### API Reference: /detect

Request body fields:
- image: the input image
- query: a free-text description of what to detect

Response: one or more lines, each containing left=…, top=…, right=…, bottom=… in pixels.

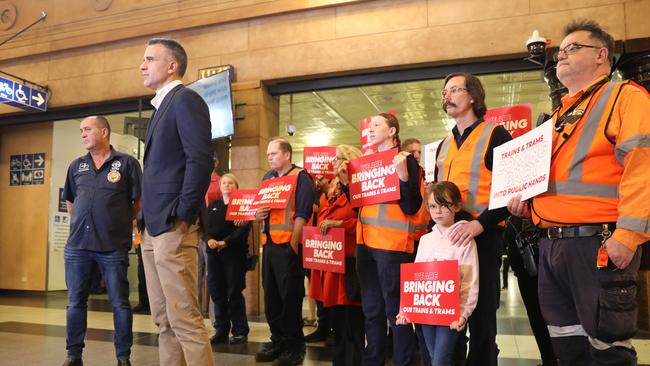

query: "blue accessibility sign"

left=0, top=76, right=48, bottom=112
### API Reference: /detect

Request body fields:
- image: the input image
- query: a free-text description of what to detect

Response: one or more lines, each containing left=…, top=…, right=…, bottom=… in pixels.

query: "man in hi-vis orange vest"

left=254, top=138, right=314, bottom=366
left=435, top=73, right=512, bottom=366
left=509, top=20, right=650, bottom=365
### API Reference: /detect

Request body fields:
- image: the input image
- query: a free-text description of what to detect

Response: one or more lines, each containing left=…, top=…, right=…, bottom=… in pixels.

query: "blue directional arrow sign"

left=0, top=76, right=48, bottom=112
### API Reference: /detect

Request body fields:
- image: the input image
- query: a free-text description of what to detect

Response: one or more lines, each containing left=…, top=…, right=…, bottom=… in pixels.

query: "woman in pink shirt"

left=397, top=181, right=479, bottom=366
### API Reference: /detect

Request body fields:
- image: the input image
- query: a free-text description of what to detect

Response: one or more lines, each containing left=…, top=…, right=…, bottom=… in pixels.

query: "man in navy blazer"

left=139, top=37, right=214, bottom=366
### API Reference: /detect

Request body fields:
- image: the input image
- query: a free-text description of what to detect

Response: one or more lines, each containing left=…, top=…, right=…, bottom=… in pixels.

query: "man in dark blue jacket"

left=139, top=37, right=214, bottom=366
left=62, top=116, right=141, bottom=366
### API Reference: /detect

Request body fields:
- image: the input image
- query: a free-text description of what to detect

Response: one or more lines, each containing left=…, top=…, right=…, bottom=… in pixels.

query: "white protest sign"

left=489, top=120, right=552, bottom=209
left=424, top=140, right=442, bottom=183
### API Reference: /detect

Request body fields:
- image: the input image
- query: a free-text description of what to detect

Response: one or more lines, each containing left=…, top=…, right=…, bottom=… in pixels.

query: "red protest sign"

left=252, top=175, right=298, bottom=209
left=400, top=261, right=460, bottom=326
left=359, top=116, right=373, bottom=154
left=484, top=104, right=533, bottom=138
left=225, top=189, right=258, bottom=221
left=302, top=226, right=345, bottom=273
left=303, top=146, right=337, bottom=179
left=348, top=148, right=400, bottom=208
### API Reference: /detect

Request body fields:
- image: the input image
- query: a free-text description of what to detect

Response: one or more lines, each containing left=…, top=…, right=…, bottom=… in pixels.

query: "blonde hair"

left=221, top=173, right=240, bottom=189
left=331, top=144, right=362, bottom=188
left=337, top=144, right=363, bottom=161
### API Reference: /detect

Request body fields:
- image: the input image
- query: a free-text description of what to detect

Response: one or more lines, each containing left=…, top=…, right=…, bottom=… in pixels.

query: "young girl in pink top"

left=397, top=181, right=479, bottom=366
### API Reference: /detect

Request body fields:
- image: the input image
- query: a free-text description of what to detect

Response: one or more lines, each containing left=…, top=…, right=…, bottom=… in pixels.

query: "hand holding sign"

left=255, top=207, right=271, bottom=221
left=319, top=219, right=342, bottom=235
left=506, top=194, right=531, bottom=218
left=392, top=153, right=409, bottom=182
left=450, top=316, right=468, bottom=331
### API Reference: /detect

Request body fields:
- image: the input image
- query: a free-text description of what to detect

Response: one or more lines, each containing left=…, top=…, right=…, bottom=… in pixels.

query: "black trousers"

left=455, top=228, right=503, bottom=366
left=262, top=242, right=305, bottom=350
left=135, top=246, right=149, bottom=306
left=538, top=236, right=641, bottom=366
left=206, top=248, right=249, bottom=337
left=506, top=231, right=557, bottom=366
left=330, top=305, right=365, bottom=366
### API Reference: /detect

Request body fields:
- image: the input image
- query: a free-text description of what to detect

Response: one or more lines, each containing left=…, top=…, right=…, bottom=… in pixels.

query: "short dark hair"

left=563, top=19, right=615, bottom=66
left=88, top=115, right=111, bottom=137
left=269, top=137, right=293, bottom=160
left=443, top=73, right=487, bottom=118
left=147, top=38, right=188, bottom=77
left=401, top=138, right=421, bottom=149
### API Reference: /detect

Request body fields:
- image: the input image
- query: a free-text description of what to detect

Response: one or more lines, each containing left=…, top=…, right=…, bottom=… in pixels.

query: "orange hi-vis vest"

left=436, top=121, right=497, bottom=218
left=531, top=80, right=636, bottom=227
left=357, top=155, right=430, bottom=254
left=261, top=167, right=306, bottom=246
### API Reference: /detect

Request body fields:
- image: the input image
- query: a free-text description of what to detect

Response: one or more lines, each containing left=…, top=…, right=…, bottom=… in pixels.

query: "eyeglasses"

left=553, top=43, right=602, bottom=62
left=440, top=86, right=467, bottom=98
left=333, top=156, right=347, bottom=162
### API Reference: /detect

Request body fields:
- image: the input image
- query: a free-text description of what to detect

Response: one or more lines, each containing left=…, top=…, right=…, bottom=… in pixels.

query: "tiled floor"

left=1, top=272, right=648, bottom=365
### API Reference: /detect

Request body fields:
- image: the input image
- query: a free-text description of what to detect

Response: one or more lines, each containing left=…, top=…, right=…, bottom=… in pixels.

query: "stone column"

left=230, top=80, right=279, bottom=316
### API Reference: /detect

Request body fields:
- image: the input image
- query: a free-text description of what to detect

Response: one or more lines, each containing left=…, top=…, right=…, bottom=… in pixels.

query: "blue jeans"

left=421, top=325, right=460, bottom=366
left=64, top=247, right=132, bottom=360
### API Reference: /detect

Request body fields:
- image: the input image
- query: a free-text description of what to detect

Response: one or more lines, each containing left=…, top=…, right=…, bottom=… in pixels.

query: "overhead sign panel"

left=0, top=76, right=48, bottom=112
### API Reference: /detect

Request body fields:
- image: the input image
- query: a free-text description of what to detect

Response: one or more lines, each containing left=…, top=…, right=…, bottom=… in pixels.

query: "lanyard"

left=553, top=77, right=609, bottom=133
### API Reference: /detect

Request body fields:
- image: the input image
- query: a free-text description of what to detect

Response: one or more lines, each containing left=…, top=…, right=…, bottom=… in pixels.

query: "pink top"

left=414, top=221, right=479, bottom=320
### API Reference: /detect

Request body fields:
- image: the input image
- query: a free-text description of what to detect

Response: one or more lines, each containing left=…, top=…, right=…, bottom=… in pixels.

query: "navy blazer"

left=142, top=84, right=213, bottom=236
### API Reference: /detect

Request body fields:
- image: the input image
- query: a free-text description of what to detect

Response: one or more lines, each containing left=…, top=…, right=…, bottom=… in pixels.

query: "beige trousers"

left=142, top=222, right=213, bottom=366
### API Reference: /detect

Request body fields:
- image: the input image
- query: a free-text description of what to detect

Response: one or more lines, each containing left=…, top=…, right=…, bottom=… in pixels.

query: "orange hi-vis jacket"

left=357, top=154, right=429, bottom=254
left=436, top=121, right=498, bottom=218
left=531, top=77, right=650, bottom=250
left=261, top=168, right=306, bottom=246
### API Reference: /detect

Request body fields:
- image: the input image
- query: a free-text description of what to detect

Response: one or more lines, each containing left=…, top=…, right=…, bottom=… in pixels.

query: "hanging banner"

left=252, top=175, right=298, bottom=209
left=303, top=146, right=337, bottom=179
left=225, top=189, right=258, bottom=221
left=400, top=260, right=459, bottom=326
left=348, top=148, right=400, bottom=208
left=484, top=104, right=533, bottom=138
left=423, top=140, right=442, bottom=183
left=302, top=226, right=345, bottom=273
left=489, top=120, right=552, bottom=209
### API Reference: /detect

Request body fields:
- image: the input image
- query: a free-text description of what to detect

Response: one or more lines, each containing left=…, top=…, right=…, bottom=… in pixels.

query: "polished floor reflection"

left=1, top=271, right=649, bottom=365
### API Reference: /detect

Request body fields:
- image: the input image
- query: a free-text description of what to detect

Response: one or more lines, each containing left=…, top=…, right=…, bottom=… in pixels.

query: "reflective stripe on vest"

left=436, top=138, right=450, bottom=181
left=262, top=167, right=305, bottom=245
left=359, top=204, right=422, bottom=233
left=436, top=123, right=494, bottom=215
left=547, top=82, right=619, bottom=199
left=268, top=194, right=294, bottom=232
left=618, top=215, right=650, bottom=235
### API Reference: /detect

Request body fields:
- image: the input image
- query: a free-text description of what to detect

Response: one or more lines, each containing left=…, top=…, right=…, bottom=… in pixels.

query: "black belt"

left=542, top=223, right=615, bottom=240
